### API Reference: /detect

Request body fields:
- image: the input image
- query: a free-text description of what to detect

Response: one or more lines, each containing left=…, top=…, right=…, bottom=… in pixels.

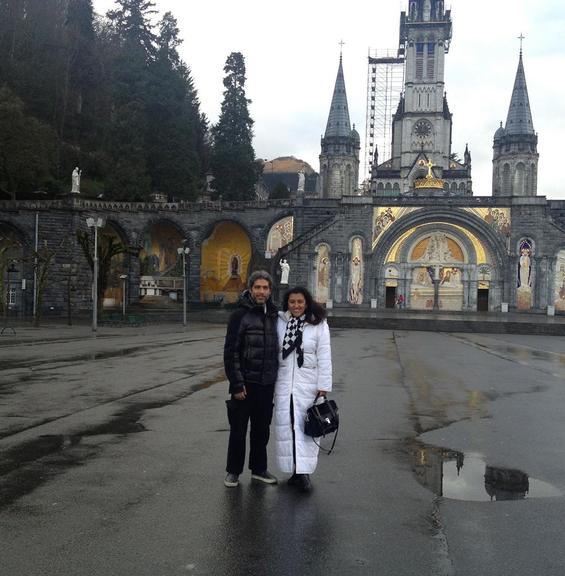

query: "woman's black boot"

left=299, top=474, right=312, bottom=492
left=287, top=473, right=300, bottom=486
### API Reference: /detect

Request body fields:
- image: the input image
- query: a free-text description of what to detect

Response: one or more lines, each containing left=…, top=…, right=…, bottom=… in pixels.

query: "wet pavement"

left=1, top=324, right=565, bottom=575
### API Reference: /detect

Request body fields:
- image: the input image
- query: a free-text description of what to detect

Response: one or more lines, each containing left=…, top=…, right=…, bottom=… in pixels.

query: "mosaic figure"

left=553, top=251, right=565, bottom=312
left=517, top=239, right=533, bottom=310
left=348, top=238, right=364, bottom=304
left=315, top=244, right=331, bottom=304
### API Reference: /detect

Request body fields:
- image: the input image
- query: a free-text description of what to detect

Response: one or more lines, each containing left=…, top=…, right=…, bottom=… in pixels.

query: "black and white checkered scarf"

left=282, top=314, right=306, bottom=367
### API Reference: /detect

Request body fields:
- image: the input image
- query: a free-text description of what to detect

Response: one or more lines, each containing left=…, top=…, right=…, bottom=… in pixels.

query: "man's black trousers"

left=226, top=384, right=274, bottom=475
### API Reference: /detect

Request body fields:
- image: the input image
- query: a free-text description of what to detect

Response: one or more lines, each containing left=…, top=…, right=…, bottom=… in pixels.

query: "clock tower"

left=371, top=0, right=472, bottom=196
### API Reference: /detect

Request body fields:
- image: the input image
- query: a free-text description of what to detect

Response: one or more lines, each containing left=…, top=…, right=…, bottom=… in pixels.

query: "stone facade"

left=0, top=198, right=293, bottom=316
left=2, top=2, right=565, bottom=318
left=2, top=195, right=565, bottom=316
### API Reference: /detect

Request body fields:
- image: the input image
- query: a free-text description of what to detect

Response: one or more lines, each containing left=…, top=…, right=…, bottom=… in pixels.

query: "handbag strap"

left=312, top=426, right=338, bottom=455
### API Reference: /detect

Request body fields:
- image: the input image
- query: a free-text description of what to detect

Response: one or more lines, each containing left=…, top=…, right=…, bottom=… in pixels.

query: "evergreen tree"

left=106, top=0, right=157, bottom=56
left=144, top=12, right=204, bottom=200
left=104, top=0, right=157, bottom=200
left=211, top=52, right=259, bottom=201
left=0, top=0, right=207, bottom=201
left=59, top=1, right=99, bottom=144
left=0, top=87, right=57, bottom=199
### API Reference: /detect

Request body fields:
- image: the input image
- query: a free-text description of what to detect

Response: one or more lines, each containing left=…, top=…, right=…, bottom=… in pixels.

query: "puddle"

left=408, top=441, right=561, bottom=501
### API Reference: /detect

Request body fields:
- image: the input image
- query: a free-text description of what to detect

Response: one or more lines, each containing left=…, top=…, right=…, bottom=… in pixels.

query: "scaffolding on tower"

left=364, top=49, right=405, bottom=184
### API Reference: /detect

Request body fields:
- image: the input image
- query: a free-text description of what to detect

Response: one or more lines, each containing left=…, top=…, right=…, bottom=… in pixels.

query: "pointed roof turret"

left=505, top=50, right=535, bottom=135
left=324, top=55, right=352, bottom=138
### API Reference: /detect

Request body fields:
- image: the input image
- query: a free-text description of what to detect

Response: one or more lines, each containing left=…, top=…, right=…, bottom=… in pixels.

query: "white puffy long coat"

left=274, top=312, right=332, bottom=474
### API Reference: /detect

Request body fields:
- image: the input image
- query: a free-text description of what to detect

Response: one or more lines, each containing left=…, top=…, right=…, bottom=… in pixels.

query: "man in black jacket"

left=224, top=270, right=279, bottom=487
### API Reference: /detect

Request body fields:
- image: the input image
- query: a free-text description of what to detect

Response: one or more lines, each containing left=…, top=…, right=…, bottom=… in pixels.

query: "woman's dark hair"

left=282, top=286, right=326, bottom=325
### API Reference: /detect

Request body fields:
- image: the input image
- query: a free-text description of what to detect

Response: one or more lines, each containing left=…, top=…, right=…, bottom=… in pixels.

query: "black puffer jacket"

left=224, top=290, right=279, bottom=394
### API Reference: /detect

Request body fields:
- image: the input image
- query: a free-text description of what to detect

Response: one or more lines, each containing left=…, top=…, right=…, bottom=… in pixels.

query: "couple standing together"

left=223, top=270, right=332, bottom=492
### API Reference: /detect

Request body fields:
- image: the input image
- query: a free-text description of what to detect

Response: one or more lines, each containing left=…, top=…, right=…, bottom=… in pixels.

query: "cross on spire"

left=518, top=33, right=525, bottom=54
left=339, top=39, right=345, bottom=60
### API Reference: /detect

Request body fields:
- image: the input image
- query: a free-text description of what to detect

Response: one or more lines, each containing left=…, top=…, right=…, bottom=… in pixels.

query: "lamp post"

left=177, top=246, right=190, bottom=327
left=86, top=217, right=105, bottom=332
left=119, top=274, right=128, bottom=317
left=1, top=261, right=17, bottom=335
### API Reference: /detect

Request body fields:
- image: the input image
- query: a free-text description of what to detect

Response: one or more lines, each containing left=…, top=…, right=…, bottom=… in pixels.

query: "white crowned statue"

left=297, top=170, right=305, bottom=193
left=280, top=259, right=290, bottom=285
left=71, top=167, right=81, bottom=194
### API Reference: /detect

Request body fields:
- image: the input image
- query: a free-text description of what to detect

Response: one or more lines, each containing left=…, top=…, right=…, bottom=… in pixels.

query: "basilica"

left=1, top=0, right=565, bottom=318
left=281, top=0, right=565, bottom=314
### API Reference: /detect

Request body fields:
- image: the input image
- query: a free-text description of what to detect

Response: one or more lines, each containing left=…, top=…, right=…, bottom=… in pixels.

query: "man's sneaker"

left=224, top=473, right=239, bottom=487
left=251, top=470, right=278, bottom=484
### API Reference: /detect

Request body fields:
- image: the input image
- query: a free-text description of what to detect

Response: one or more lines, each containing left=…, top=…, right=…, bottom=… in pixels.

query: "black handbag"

left=304, top=398, right=339, bottom=454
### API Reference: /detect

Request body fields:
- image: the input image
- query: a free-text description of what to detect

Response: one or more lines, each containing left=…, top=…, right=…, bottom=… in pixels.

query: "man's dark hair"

left=248, top=270, right=274, bottom=290
left=282, top=286, right=326, bottom=325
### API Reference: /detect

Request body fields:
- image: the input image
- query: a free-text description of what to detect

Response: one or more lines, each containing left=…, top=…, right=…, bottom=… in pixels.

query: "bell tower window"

left=427, top=43, right=435, bottom=79
left=416, top=43, right=424, bottom=80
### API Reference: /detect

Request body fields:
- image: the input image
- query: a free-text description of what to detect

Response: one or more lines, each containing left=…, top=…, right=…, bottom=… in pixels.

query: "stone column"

left=401, top=263, right=410, bottom=309
left=432, top=265, right=440, bottom=310
left=467, top=265, right=478, bottom=311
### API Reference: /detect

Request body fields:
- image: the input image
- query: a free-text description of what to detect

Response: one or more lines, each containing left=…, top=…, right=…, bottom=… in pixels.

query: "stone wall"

left=2, top=193, right=565, bottom=316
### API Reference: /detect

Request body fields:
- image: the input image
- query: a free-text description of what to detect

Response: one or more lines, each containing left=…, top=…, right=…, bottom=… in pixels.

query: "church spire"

left=492, top=43, right=538, bottom=197
left=318, top=51, right=360, bottom=198
left=324, top=55, right=352, bottom=138
left=504, top=47, right=535, bottom=135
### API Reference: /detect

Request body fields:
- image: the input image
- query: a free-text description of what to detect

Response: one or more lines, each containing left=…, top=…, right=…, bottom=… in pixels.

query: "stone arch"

left=514, top=162, right=525, bottom=195
left=375, top=209, right=505, bottom=269
left=200, top=221, right=252, bottom=303
left=329, top=163, right=342, bottom=197
left=400, top=226, right=474, bottom=264
left=0, top=220, right=31, bottom=250
left=502, top=163, right=511, bottom=195
left=403, top=227, right=468, bottom=311
left=0, top=221, right=28, bottom=315
left=266, top=214, right=294, bottom=254
left=139, top=219, right=186, bottom=277
left=377, top=182, right=385, bottom=192
left=199, top=216, right=253, bottom=248
left=370, top=208, right=507, bottom=311
left=103, top=218, right=131, bottom=246
left=97, top=220, right=135, bottom=308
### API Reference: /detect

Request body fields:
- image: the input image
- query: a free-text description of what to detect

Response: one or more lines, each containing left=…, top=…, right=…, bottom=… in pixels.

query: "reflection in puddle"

left=410, top=442, right=561, bottom=501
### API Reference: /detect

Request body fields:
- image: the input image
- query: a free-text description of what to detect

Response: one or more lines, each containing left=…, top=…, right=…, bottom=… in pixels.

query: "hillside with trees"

left=0, top=0, right=257, bottom=201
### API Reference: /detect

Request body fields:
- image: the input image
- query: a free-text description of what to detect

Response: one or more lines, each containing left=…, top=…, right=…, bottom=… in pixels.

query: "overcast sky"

left=93, top=0, right=565, bottom=199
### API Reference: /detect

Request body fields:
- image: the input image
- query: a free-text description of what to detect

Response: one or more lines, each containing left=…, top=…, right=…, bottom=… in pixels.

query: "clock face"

left=414, top=120, right=432, bottom=139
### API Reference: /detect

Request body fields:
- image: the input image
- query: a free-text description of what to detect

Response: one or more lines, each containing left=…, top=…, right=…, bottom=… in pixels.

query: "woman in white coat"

left=274, top=286, right=332, bottom=492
